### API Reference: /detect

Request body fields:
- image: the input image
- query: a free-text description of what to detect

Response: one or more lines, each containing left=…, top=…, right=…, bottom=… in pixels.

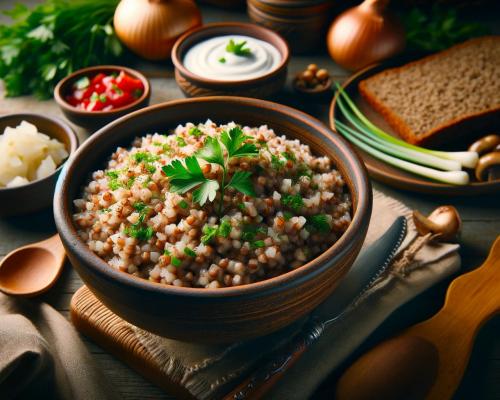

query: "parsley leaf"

left=220, top=127, right=258, bottom=158
left=176, top=136, right=187, bottom=147
left=218, top=219, right=232, bottom=238
left=226, top=39, right=252, bottom=56
left=196, top=136, right=224, bottom=166
left=192, top=179, right=219, bottom=206
left=162, top=156, right=207, bottom=193
left=227, top=171, right=256, bottom=197
left=184, top=247, right=196, bottom=257
left=271, top=154, right=285, bottom=170
left=201, top=225, right=218, bottom=244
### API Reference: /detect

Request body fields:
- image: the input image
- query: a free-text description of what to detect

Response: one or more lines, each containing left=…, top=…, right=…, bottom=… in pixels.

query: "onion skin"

left=114, top=0, right=202, bottom=61
left=326, top=0, right=405, bottom=71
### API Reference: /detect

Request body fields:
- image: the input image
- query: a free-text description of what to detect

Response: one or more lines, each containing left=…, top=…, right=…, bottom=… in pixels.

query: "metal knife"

left=224, top=216, right=408, bottom=400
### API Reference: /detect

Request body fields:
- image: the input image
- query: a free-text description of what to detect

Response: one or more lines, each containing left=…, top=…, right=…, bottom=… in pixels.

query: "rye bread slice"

left=358, top=36, right=500, bottom=147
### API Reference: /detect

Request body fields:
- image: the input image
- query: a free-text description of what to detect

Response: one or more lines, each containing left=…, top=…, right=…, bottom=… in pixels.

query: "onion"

left=113, top=0, right=202, bottom=61
left=326, top=0, right=405, bottom=71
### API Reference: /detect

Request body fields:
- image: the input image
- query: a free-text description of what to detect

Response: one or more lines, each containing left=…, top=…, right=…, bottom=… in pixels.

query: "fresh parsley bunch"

left=402, top=5, right=490, bottom=52
left=162, top=127, right=258, bottom=215
left=0, top=0, right=124, bottom=99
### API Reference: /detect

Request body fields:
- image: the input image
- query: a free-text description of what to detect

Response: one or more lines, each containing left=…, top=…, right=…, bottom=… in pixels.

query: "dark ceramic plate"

left=329, top=60, right=500, bottom=196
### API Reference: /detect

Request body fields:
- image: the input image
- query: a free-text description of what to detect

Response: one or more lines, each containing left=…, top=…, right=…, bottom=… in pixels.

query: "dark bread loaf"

left=358, top=36, right=500, bottom=146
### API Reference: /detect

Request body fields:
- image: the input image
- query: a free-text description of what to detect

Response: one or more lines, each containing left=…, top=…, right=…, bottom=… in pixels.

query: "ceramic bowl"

left=0, top=113, right=78, bottom=217
left=54, top=97, right=372, bottom=343
left=54, top=65, right=151, bottom=130
left=247, top=0, right=334, bottom=54
left=293, top=76, right=333, bottom=101
left=171, top=22, right=290, bottom=99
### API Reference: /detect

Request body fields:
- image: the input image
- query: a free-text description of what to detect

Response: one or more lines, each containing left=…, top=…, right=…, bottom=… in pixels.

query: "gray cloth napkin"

left=0, top=294, right=118, bottom=400
left=131, top=190, right=461, bottom=399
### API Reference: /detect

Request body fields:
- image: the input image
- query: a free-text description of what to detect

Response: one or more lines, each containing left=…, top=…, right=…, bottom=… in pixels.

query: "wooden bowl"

left=247, top=0, right=334, bottom=54
left=53, top=97, right=371, bottom=343
left=54, top=65, right=151, bottom=130
left=171, top=22, right=290, bottom=98
left=293, top=76, right=333, bottom=101
left=0, top=113, right=78, bottom=217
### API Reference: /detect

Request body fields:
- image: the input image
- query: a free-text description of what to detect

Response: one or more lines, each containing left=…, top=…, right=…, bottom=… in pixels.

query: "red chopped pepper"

left=65, top=70, right=144, bottom=112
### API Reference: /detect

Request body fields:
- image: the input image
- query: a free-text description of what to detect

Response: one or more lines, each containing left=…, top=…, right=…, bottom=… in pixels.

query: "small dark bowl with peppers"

left=54, top=65, right=150, bottom=130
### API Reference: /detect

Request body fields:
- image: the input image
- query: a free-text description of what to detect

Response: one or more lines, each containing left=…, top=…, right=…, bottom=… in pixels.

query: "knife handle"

left=223, top=333, right=310, bottom=400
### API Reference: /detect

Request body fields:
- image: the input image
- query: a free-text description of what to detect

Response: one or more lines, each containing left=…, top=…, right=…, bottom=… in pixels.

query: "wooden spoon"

left=336, top=236, right=500, bottom=400
left=0, top=234, right=65, bottom=297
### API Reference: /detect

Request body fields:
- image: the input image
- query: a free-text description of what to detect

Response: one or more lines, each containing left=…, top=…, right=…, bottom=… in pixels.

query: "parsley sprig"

left=226, top=39, right=252, bottom=57
left=162, top=126, right=258, bottom=215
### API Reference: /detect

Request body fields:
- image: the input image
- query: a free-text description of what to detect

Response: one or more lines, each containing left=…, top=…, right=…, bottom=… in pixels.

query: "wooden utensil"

left=0, top=234, right=66, bottom=297
left=336, top=236, right=500, bottom=400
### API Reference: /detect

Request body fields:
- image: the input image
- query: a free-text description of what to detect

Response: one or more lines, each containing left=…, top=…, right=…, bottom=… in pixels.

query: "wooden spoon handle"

left=413, top=235, right=500, bottom=400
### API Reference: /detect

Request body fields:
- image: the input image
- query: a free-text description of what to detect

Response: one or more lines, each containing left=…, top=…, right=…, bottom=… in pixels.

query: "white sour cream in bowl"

left=183, top=35, right=282, bottom=81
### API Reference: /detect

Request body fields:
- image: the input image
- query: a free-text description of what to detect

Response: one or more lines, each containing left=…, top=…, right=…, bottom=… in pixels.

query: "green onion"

left=336, top=122, right=469, bottom=185
left=335, top=84, right=478, bottom=169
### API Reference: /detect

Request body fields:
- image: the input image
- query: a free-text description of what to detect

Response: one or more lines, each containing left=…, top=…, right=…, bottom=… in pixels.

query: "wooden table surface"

left=1, top=2, right=499, bottom=399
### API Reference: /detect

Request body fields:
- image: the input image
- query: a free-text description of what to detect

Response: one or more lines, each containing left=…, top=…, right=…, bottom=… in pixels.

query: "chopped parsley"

left=281, top=193, right=304, bottom=212
left=296, top=164, right=312, bottom=179
left=124, top=202, right=153, bottom=240
left=188, top=127, right=203, bottom=137
left=251, top=240, right=265, bottom=249
left=281, top=151, right=296, bottom=162
left=218, top=57, right=226, bottom=63
left=200, top=220, right=233, bottom=244
left=106, top=170, right=122, bottom=190
left=283, top=211, right=294, bottom=221
left=176, top=136, right=187, bottom=147
left=184, top=247, right=196, bottom=257
left=241, top=224, right=266, bottom=242
left=153, top=141, right=172, bottom=153
left=178, top=200, right=188, bottom=209
left=237, top=202, right=246, bottom=211
left=124, top=225, right=153, bottom=241
left=306, top=214, right=331, bottom=233
left=163, top=249, right=171, bottom=256
left=171, top=256, right=182, bottom=267
left=133, top=152, right=158, bottom=163
left=271, top=154, right=285, bottom=170
left=126, top=176, right=136, bottom=188
left=226, top=39, right=252, bottom=56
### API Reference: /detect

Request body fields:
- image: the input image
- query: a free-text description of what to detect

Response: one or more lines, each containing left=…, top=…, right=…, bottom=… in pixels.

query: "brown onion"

left=326, top=0, right=405, bottom=71
left=114, top=0, right=202, bottom=61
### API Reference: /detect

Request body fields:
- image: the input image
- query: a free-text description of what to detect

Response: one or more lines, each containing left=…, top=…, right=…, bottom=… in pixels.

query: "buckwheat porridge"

left=73, top=121, right=351, bottom=288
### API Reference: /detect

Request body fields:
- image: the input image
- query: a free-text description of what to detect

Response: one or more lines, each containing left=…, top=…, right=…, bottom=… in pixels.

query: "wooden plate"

left=329, top=61, right=500, bottom=196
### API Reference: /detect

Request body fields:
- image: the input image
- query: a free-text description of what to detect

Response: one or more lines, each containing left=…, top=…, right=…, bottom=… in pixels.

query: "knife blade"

left=224, top=216, right=407, bottom=400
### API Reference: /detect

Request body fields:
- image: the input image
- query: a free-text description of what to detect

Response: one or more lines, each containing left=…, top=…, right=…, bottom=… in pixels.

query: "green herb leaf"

left=124, top=225, right=154, bottom=241
left=283, top=211, right=294, bottom=221
left=163, top=156, right=208, bottom=194
left=188, top=127, right=202, bottom=137
left=133, top=202, right=147, bottom=212
left=281, top=193, right=304, bottom=212
left=226, top=39, right=252, bottom=56
left=178, top=200, right=188, bottom=209
left=196, top=136, right=224, bottom=166
left=171, top=256, right=182, bottom=267
left=251, top=240, right=265, bottom=249
left=176, top=136, right=187, bottom=147
left=306, top=214, right=330, bottom=233
left=218, top=219, right=232, bottom=238
left=271, top=154, right=285, bottom=170
left=184, top=247, right=196, bottom=257
left=192, top=179, right=219, bottom=206
left=220, top=127, right=258, bottom=158
left=201, top=225, right=218, bottom=244
left=219, top=57, right=226, bottom=63
left=163, top=249, right=171, bottom=256
left=227, top=171, right=256, bottom=197
left=281, top=151, right=296, bottom=162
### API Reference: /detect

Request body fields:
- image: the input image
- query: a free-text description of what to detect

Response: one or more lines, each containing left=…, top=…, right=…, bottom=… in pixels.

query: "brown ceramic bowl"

left=0, top=113, right=78, bottom=217
left=54, top=65, right=151, bottom=130
left=171, top=22, right=290, bottom=98
left=54, top=97, right=371, bottom=343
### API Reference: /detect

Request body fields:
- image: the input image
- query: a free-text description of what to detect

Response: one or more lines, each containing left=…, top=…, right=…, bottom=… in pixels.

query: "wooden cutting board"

left=70, top=286, right=195, bottom=400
